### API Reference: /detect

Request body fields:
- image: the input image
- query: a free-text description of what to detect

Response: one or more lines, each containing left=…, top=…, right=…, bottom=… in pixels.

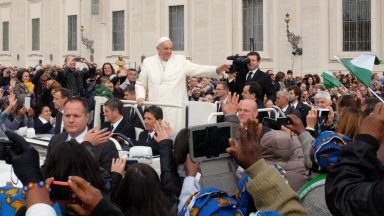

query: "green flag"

left=321, top=71, right=341, bottom=89
left=335, top=55, right=381, bottom=87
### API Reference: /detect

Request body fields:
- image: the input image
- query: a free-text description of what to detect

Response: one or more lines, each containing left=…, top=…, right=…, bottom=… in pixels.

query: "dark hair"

left=63, top=97, right=89, bottom=115
left=174, top=128, right=189, bottom=164
left=144, top=105, right=163, bottom=120
left=16, top=68, right=29, bottom=82
left=246, top=51, right=261, bottom=61
left=287, top=70, right=293, bottom=75
left=101, top=62, right=115, bottom=76
left=56, top=88, right=72, bottom=99
left=104, top=98, right=123, bottom=114
left=245, top=81, right=261, bottom=98
left=288, top=85, right=302, bottom=100
left=362, top=97, right=380, bottom=117
left=313, top=74, right=321, bottom=84
left=275, top=71, right=286, bottom=82
left=42, top=140, right=104, bottom=190
left=38, top=105, right=50, bottom=116
left=124, top=85, right=135, bottom=94
left=113, top=163, right=172, bottom=216
left=128, top=68, right=137, bottom=72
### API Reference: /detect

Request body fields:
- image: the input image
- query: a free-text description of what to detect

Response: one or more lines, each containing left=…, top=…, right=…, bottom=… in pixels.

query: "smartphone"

left=24, top=97, right=31, bottom=109
left=317, top=109, right=330, bottom=117
left=125, top=159, right=138, bottom=170
left=262, top=117, right=291, bottom=129
left=277, top=117, right=292, bottom=126
left=50, top=181, right=77, bottom=204
left=74, top=57, right=84, bottom=62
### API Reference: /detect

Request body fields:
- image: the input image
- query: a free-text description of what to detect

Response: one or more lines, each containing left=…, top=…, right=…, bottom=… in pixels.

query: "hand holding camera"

left=67, top=176, right=103, bottom=215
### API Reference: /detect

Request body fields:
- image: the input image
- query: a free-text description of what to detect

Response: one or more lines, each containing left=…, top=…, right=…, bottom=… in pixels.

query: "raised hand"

left=83, top=127, right=111, bottom=145
left=226, top=119, right=263, bottom=169
left=221, top=92, right=239, bottom=115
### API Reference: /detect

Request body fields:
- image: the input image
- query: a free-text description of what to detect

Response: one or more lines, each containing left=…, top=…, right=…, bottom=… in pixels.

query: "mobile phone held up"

left=24, top=96, right=31, bottom=109
left=317, top=109, right=330, bottom=117
left=74, top=57, right=84, bottom=62
left=50, top=181, right=78, bottom=204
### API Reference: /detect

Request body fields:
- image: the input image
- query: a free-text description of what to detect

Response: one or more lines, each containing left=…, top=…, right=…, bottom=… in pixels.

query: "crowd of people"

left=0, top=36, right=383, bottom=216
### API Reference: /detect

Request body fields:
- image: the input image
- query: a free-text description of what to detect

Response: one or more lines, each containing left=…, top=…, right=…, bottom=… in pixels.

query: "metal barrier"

left=93, top=97, right=185, bottom=131
left=207, top=112, right=224, bottom=124
left=272, top=105, right=286, bottom=117
left=207, top=107, right=281, bottom=123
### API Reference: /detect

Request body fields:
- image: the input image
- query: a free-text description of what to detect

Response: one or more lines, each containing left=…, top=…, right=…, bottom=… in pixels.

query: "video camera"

left=226, top=54, right=249, bottom=75
left=226, top=38, right=257, bottom=75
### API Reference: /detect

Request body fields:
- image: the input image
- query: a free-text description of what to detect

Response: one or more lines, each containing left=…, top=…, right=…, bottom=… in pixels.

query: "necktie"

left=110, top=125, right=114, bottom=132
left=146, top=133, right=151, bottom=144
left=246, top=72, right=253, bottom=82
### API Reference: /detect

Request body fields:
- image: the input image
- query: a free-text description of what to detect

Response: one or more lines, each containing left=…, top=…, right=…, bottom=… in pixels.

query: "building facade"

left=0, top=0, right=383, bottom=75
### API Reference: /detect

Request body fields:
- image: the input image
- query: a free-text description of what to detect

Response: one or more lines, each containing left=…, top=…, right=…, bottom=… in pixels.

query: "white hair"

left=314, top=91, right=331, bottom=102
left=156, top=37, right=171, bottom=47
left=278, top=90, right=290, bottom=101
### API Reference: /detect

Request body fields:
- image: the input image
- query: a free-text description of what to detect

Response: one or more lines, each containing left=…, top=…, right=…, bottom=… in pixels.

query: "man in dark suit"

left=288, top=86, right=311, bottom=125
left=237, top=52, right=276, bottom=102
left=122, top=86, right=145, bottom=129
left=136, top=105, right=163, bottom=155
left=53, top=88, right=72, bottom=134
left=276, top=90, right=301, bottom=119
left=214, top=81, right=229, bottom=123
left=47, top=97, right=118, bottom=171
left=102, top=98, right=135, bottom=140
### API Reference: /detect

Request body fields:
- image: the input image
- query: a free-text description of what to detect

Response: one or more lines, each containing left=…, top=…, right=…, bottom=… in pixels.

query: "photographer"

left=57, top=55, right=96, bottom=97
left=235, top=52, right=276, bottom=103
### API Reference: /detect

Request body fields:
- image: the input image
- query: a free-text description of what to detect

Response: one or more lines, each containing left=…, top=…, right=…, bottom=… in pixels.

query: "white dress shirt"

left=281, top=105, right=289, bottom=112
left=111, top=116, right=123, bottom=133
left=66, top=128, right=88, bottom=143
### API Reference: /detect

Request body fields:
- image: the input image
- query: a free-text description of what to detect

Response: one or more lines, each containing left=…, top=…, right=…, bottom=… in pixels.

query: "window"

left=112, top=11, right=125, bottom=51
left=343, top=0, right=371, bottom=51
left=2, top=21, right=9, bottom=51
left=91, top=0, right=99, bottom=15
left=32, top=18, right=40, bottom=51
left=169, top=5, right=184, bottom=51
left=68, top=15, right=77, bottom=51
left=242, top=0, right=263, bottom=51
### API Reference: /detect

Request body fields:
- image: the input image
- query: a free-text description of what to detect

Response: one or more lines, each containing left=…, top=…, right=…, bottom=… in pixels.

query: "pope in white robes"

left=136, top=37, right=229, bottom=131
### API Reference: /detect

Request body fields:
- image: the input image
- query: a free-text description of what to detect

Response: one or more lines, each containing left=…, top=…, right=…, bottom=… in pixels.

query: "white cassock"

left=136, top=54, right=220, bottom=131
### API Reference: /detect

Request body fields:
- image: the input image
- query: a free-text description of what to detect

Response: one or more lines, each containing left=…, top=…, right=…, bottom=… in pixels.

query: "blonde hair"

left=336, top=108, right=363, bottom=139
left=99, top=76, right=111, bottom=85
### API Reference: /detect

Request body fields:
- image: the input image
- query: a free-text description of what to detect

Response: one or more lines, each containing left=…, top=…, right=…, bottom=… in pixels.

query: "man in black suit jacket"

left=136, top=105, right=164, bottom=155
left=237, top=52, right=276, bottom=102
left=47, top=98, right=118, bottom=171
left=52, top=88, right=72, bottom=134
left=214, top=81, right=229, bottom=123
left=121, top=86, right=145, bottom=129
left=288, top=86, right=311, bottom=125
left=102, top=98, right=135, bottom=140
left=276, top=90, right=301, bottom=119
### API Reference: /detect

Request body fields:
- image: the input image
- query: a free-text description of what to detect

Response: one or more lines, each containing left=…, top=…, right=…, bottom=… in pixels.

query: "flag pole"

left=368, top=87, right=384, bottom=103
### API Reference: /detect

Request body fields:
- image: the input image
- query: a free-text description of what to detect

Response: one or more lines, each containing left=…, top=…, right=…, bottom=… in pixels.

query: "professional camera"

left=226, top=54, right=249, bottom=75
